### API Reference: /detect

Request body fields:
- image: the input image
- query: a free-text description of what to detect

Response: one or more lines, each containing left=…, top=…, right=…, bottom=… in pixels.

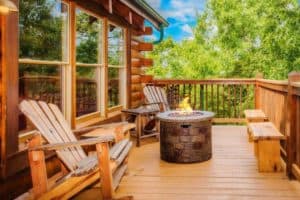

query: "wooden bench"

left=244, top=109, right=268, bottom=142
left=248, top=122, right=286, bottom=172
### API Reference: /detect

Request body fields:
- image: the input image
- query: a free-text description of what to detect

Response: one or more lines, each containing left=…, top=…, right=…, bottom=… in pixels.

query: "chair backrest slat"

left=48, top=103, right=87, bottom=159
left=143, top=86, right=159, bottom=110
left=143, top=86, right=170, bottom=111
left=158, top=87, right=169, bottom=110
left=29, top=100, right=80, bottom=169
left=38, top=101, right=86, bottom=162
left=19, top=100, right=87, bottom=171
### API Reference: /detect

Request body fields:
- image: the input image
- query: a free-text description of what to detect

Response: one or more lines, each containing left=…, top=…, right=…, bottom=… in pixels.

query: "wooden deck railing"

left=151, top=79, right=256, bottom=122
left=147, top=73, right=300, bottom=180
left=255, top=74, right=300, bottom=179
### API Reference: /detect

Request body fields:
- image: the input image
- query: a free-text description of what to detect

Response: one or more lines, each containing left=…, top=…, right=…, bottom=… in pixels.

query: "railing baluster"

left=205, top=84, right=208, bottom=111
left=193, top=84, right=196, bottom=109
left=217, top=84, right=220, bottom=118
left=239, top=84, right=242, bottom=118
left=211, top=84, right=214, bottom=112
left=223, top=84, right=225, bottom=118
left=150, top=79, right=255, bottom=121
left=228, top=84, right=231, bottom=118
left=233, top=84, right=237, bottom=118
left=200, top=85, right=204, bottom=110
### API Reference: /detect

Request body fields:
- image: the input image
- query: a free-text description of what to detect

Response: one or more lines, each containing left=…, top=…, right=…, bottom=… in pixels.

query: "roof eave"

left=119, top=0, right=169, bottom=30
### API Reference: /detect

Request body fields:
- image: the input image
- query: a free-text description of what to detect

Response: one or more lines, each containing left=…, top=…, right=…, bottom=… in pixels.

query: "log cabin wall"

left=0, top=0, right=165, bottom=198
left=0, top=0, right=19, bottom=180
left=130, top=31, right=154, bottom=108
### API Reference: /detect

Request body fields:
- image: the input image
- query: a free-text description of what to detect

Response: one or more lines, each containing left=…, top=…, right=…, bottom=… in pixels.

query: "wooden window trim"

left=18, top=1, right=130, bottom=143
left=19, top=59, right=69, bottom=65
left=107, top=23, right=127, bottom=109
left=74, top=7, right=104, bottom=120
left=107, top=105, right=123, bottom=113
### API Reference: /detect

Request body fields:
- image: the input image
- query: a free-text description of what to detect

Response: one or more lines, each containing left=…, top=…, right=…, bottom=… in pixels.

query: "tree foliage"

left=147, top=0, right=300, bottom=80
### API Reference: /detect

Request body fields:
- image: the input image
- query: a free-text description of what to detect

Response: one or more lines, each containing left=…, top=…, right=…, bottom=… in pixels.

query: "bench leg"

left=257, top=140, right=282, bottom=172
left=253, top=141, right=258, bottom=157
left=247, top=127, right=253, bottom=142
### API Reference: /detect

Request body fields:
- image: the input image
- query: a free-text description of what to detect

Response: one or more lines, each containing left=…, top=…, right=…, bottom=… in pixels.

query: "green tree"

left=148, top=0, right=300, bottom=80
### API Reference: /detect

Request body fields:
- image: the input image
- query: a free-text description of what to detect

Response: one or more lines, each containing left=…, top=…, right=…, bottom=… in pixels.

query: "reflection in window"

left=76, top=9, right=102, bottom=117
left=108, top=25, right=124, bottom=66
left=108, top=24, right=125, bottom=108
left=76, top=67, right=98, bottom=117
left=19, top=0, right=68, bottom=131
left=108, top=68, right=120, bottom=107
left=19, top=64, right=62, bottom=131
left=76, top=10, right=101, bottom=64
left=19, top=0, right=68, bottom=61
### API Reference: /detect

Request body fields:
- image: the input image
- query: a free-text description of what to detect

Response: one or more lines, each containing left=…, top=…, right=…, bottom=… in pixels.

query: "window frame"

left=107, top=21, right=127, bottom=112
left=75, top=7, right=104, bottom=119
left=18, top=0, right=70, bottom=133
left=18, top=0, right=129, bottom=137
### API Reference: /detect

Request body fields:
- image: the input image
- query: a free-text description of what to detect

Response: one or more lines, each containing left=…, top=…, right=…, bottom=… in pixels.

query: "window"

left=19, top=0, right=68, bottom=131
left=18, top=0, right=128, bottom=133
left=76, top=9, right=103, bottom=117
left=108, top=24, right=126, bottom=108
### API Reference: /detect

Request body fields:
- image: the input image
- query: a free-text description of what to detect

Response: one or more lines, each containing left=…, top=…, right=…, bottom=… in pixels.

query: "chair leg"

left=96, top=142, right=114, bottom=200
left=28, top=134, right=48, bottom=199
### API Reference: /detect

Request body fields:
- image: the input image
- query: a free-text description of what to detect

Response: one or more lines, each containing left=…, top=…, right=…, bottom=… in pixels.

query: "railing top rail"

left=256, top=78, right=288, bottom=86
left=151, top=78, right=256, bottom=85
left=291, top=82, right=300, bottom=88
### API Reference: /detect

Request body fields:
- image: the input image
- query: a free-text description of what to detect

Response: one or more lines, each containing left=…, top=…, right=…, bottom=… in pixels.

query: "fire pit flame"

left=178, top=97, right=193, bottom=115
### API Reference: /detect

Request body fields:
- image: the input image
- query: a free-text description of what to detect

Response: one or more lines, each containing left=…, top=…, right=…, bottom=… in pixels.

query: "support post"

left=125, top=28, right=132, bottom=109
left=286, top=72, right=300, bottom=178
left=255, top=73, right=263, bottom=109
left=96, top=142, right=113, bottom=200
left=28, top=134, right=48, bottom=199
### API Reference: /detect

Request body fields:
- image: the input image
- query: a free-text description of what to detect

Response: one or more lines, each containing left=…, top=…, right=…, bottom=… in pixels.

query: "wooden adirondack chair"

left=143, top=85, right=170, bottom=112
left=19, top=100, right=132, bottom=200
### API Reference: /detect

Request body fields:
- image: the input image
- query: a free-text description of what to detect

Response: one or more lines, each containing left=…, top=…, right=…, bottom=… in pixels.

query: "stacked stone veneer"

left=160, top=120, right=212, bottom=163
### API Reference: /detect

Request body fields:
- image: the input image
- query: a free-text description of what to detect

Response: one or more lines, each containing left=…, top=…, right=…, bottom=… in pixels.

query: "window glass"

left=76, top=9, right=102, bottom=117
left=108, top=24, right=125, bottom=108
left=76, top=9, right=102, bottom=64
left=19, top=0, right=68, bottom=132
left=108, top=25, right=124, bottom=66
left=19, top=0, right=68, bottom=61
left=108, top=68, right=120, bottom=107
left=76, top=66, right=98, bottom=117
left=19, top=64, right=62, bottom=131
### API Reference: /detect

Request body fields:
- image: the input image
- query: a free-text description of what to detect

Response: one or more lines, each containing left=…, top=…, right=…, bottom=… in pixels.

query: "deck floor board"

left=114, top=126, right=300, bottom=200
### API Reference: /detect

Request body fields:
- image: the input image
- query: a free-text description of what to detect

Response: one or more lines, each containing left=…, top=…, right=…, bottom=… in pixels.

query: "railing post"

left=255, top=73, right=263, bottom=109
left=286, top=72, right=300, bottom=178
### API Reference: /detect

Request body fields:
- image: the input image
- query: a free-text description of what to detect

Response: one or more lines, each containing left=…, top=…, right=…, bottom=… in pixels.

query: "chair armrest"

left=143, top=102, right=165, bottom=112
left=29, top=134, right=114, bottom=151
left=142, top=102, right=163, bottom=106
left=73, top=122, right=129, bottom=134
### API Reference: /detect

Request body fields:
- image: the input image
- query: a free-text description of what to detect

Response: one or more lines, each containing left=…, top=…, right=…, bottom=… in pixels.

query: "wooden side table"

left=122, top=107, right=160, bottom=147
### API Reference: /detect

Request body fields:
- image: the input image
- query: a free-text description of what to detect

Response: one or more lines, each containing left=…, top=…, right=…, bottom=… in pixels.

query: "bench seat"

left=248, top=122, right=286, bottom=172
left=244, top=109, right=268, bottom=142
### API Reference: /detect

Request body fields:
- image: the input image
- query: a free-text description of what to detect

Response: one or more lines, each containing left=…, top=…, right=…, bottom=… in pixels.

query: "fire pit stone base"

left=158, top=110, right=214, bottom=163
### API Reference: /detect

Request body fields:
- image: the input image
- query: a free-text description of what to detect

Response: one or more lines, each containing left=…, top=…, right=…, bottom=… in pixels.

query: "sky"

left=145, top=0, right=207, bottom=42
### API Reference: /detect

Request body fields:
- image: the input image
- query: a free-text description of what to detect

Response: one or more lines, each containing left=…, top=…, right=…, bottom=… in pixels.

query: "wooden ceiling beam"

left=112, top=0, right=131, bottom=24
left=132, top=26, right=153, bottom=36
left=80, top=0, right=145, bottom=32
left=131, top=12, right=145, bottom=32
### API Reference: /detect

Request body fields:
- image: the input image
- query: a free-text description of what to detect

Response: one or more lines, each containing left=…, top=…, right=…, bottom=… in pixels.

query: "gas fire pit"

left=157, top=110, right=215, bottom=163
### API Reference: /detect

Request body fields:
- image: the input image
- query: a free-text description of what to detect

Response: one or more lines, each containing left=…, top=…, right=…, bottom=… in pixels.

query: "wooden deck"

left=114, top=125, right=300, bottom=200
